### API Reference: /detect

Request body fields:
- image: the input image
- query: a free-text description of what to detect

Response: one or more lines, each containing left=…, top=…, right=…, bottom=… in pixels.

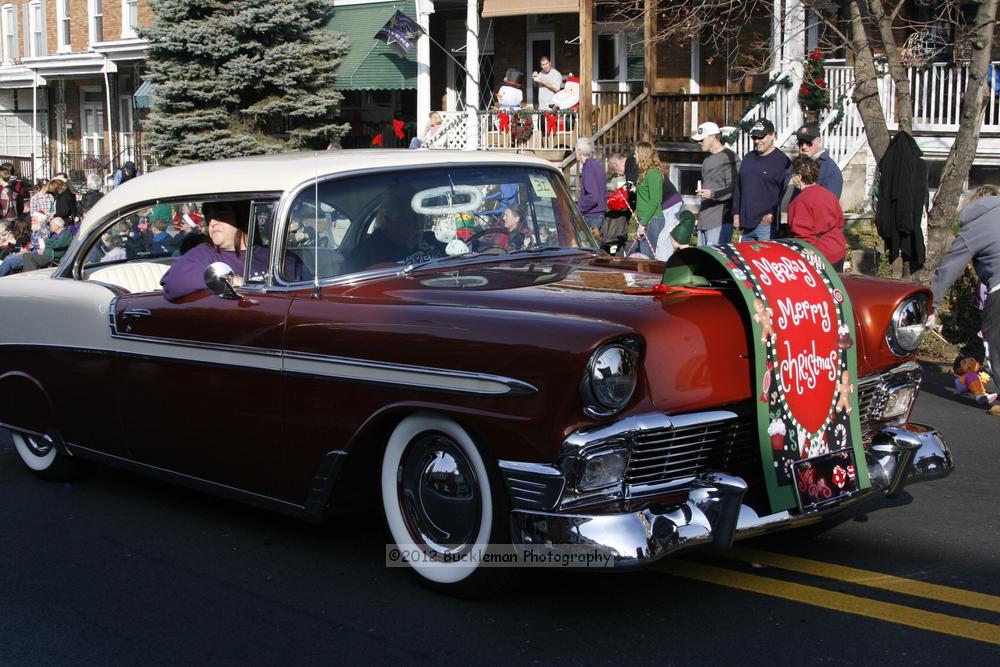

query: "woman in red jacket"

left=788, top=155, right=846, bottom=270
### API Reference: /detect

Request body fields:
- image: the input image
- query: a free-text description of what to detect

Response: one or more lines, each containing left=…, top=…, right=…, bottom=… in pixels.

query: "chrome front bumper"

left=508, top=422, right=952, bottom=567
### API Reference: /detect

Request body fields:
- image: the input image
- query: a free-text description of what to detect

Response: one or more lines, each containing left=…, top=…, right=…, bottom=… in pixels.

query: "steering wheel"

left=465, top=226, right=512, bottom=252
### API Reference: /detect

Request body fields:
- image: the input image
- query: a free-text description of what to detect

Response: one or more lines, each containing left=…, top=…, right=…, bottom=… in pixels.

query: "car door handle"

left=122, top=308, right=152, bottom=319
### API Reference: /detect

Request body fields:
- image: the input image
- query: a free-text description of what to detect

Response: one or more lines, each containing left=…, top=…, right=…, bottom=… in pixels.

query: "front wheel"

left=10, top=430, right=82, bottom=481
left=380, top=413, right=510, bottom=598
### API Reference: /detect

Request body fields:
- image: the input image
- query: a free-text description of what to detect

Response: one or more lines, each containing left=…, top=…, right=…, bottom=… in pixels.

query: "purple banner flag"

left=374, top=9, right=425, bottom=57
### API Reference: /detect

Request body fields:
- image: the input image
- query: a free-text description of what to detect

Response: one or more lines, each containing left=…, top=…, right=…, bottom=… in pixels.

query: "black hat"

left=503, top=68, right=524, bottom=88
left=795, top=124, right=821, bottom=145
left=749, top=118, right=775, bottom=138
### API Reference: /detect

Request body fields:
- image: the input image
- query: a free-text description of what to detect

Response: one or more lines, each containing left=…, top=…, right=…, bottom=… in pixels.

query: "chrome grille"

left=857, top=374, right=887, bottom=443
left=625, top=414, right=758, bottom=494
left=856, top=364, right=922, bottom=444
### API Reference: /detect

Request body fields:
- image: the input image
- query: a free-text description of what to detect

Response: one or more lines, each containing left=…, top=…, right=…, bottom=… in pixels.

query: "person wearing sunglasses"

left=794, top=124, right=843, bottom=199
left=732, top=118, right=791, bottom=241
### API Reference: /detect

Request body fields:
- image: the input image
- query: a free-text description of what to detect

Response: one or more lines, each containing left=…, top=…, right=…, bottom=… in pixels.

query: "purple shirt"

left=578, top=158, right=608, bottom=217
left=161, top=243, right=303, bottom=301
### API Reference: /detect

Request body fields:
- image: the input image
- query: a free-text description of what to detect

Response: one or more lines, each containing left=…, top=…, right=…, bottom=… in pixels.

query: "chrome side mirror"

left=205, top=261, right=242, bottom=300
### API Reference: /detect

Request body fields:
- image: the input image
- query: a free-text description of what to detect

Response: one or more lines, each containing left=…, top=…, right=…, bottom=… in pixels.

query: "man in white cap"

left=692, top=121, right=738, bottom=245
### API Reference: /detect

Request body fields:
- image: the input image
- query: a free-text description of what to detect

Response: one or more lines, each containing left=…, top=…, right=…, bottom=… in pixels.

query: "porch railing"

left=649, top=92, right=758, bottom=144
left=478, top=109, right=579, bottom=151
left=829, top=61, right=1000, bottom=133
left=592, top=90, right=643, bottom=134
left=56, top=152, right=110, bottom=187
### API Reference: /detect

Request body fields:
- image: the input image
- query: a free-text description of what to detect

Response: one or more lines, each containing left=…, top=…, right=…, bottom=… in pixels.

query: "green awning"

left=328, top=1, right=417, bottom=91
left=133, top=80, right=156, bottom=109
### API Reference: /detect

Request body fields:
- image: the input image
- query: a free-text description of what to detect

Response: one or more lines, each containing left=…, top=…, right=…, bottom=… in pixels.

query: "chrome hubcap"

left=398, top=434, right=481, bottom=554
left=23, top=434, right=51, bottom=457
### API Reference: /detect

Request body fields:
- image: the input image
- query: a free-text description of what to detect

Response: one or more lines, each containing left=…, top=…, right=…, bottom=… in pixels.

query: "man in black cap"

left=732, top=118, right=790, bottom=241
left=795, top=124, right=842, bottom=198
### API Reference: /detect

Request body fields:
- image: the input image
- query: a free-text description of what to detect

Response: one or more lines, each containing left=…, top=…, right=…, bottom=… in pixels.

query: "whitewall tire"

left=380, top=413, right=509, bottom=596
left=11, top=430, right=80, bottom=481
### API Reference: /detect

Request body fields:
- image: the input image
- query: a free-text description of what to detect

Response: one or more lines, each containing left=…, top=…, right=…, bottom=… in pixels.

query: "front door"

left=110, top=199, right=304, bottom=505
left=113, top=289, right=298, bottom=503
left=80, top=87, right=104, bottom=159
left=526, top=32, right=554, bottom=106
left=118, top=94, right=135, bottom=164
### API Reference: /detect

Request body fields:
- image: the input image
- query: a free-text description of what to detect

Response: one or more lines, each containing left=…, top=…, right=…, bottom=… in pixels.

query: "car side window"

left=282, top=193, right=351, bottom=282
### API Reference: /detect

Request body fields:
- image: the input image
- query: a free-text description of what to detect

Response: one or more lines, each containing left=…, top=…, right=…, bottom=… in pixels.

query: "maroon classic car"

left=0, top=151, right=950, bottom=596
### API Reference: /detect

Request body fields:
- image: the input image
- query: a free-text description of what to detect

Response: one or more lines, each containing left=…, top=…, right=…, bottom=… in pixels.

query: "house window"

left=90, top=0, right=104, bottom=44
left=625, top=32, right=644, bottom=80
left=596, top=29, right=643, bottom=82
left=57, top=0, right=71, bottom=51
left=29, top=1, right=43, bottom=57
left=122, top=0, right=138, bottom=37
left=597, top=34, right=620, bottom=81
left=1, top=4, right=16, bottom=64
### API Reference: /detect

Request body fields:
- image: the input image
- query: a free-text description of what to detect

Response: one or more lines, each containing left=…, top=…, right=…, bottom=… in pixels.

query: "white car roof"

left=79, top=150, right=559, bottom=238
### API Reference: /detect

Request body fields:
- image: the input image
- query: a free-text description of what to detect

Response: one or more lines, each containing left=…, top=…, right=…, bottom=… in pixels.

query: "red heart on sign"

left=742, top=243, right=839, bottom=434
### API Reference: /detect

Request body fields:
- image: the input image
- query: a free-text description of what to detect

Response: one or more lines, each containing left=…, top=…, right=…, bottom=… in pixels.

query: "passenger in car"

left=101, top=232, right=126, bottom=262
left=150, top=219, right=173, bottom=256
left=345, top=193, right=445, bottom=272
left=161, top=201, right=304, bottom=301
left=500, top=204, right=532, bottom=249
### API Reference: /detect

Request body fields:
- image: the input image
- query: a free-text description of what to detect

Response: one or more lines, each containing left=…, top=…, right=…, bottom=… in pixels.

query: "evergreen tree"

left=141, top=0, right=349, bottom=165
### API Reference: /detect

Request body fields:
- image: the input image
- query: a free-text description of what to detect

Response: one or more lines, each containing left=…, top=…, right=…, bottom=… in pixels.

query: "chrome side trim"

left=283, top=351, right=537, bottom=396
left=107, top=331, right=536, bottom=396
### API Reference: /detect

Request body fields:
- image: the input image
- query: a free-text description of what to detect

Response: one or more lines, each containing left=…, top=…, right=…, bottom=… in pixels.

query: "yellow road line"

left=726, top=547, right=1000, bottom=614
left=659, top=560, right=1000, bottom=646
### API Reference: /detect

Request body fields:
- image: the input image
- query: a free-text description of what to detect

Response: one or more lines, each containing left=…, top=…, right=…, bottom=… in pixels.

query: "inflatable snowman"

left=496, top=68, right=524, bottom=133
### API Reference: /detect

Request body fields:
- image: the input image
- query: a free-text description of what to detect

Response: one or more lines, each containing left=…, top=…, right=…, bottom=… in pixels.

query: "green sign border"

left=692, top=241, right=870, bottom=513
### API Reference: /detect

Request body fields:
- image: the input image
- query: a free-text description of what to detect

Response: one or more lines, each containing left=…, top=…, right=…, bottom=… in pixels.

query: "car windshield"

left=279, top=165, right=599, bottom=282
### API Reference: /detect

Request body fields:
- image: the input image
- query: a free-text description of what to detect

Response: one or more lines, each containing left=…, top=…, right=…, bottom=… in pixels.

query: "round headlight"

left=581, top=340, right=640, bottom=417
left=886, top=295, right=929, bottom=356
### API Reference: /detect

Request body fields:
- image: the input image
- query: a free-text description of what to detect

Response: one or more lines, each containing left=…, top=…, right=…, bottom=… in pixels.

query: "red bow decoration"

left=545, top=112, right=559, bottom=134
left=498, top=112, right=511, bottom=132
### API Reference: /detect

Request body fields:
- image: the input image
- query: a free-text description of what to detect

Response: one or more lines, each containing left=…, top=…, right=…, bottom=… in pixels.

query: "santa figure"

left=546, top=74, right=580, bottom=134
left=496, top=68, right=524, bottom=133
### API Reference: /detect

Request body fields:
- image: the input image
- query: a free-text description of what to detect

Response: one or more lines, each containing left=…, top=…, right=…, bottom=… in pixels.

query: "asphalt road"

left=2, top=361, right=999, bottom=665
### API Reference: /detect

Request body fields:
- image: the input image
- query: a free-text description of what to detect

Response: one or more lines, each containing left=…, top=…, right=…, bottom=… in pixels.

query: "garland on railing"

left=825, top=93, right=849, bottom=131
left=481, top=108, right=576, bottom=145
left=720, top=75, right=793, bottom=145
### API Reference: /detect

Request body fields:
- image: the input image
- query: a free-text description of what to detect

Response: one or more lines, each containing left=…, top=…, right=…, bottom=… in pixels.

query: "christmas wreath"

left=799, top=49, right=830, bottom=112
left=512, top=111, right=534, bottom=144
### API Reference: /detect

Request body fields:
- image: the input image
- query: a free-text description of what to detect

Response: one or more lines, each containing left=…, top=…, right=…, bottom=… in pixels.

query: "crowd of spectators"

left=0, top=161, right=148, bottom=278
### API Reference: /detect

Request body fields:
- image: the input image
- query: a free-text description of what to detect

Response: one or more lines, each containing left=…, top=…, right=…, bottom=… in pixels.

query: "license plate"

left=792, top=448, right=861, bottom=512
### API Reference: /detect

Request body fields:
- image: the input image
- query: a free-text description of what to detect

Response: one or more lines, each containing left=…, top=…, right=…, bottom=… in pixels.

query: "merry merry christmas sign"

left=696, top=241, right=870, bottom=513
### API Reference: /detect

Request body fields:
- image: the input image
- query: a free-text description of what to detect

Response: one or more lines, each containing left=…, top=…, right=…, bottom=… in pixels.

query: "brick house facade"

left=0, top=0, right=152, bottom=183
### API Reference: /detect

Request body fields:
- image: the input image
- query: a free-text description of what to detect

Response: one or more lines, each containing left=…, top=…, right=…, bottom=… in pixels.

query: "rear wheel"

left=10, top=430, right=82, bottom=481
left=380, top=413, right=511, bottom=598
